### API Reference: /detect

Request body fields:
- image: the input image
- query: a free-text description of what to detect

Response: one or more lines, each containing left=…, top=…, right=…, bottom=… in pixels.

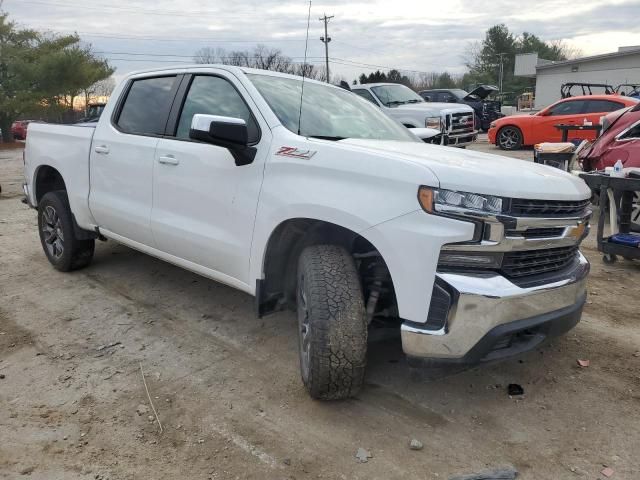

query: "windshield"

left=450, top=89, right=469, bottom=99
left=370, top=85, right=424, bottom=107
left=248, top=74, right=418, bottom=142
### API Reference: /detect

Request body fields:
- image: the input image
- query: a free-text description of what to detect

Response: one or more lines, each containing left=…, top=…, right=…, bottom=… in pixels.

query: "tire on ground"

left=497, top=126, right=523, bottom=150
left=38, top=190, right=95, bottom=272
left=296, top=244, right=367, bottom=400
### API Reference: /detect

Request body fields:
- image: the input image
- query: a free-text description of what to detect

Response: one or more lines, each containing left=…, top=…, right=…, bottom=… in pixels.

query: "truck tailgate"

left=25, top=123, right=97, bottom=229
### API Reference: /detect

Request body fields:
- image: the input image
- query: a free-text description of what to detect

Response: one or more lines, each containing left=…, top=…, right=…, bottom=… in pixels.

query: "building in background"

left=515, top=47, right=640, bottom=108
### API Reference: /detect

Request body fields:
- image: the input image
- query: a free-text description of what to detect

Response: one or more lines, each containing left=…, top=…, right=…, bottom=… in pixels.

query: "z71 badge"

left=275, top=146, right=317, bottom=159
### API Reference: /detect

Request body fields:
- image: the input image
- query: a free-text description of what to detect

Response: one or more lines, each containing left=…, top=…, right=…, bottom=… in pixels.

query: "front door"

left=151, top=72, right=269, bottom=286
left=89, top=75, right=180, bottom=247
left=535, top=99, right=587, bottom=143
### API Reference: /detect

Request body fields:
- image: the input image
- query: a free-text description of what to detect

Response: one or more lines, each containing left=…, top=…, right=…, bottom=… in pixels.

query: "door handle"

left=94, top=145, right=110, bottom=154
left=158, top=155, right=179, bottom=165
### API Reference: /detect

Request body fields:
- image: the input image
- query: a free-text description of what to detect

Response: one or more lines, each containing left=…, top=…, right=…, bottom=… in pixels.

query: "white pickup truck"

left=24, top=65, right=591, bottom=400
left=351, top=82, right=478, bottom=147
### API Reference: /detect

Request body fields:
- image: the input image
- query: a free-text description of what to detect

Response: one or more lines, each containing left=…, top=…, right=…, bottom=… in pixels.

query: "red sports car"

left=488, top=95, right=639, bottom=150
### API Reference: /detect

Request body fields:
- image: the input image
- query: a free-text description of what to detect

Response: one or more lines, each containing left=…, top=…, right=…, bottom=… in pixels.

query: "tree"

left=0, top=13, right=113, bottom=140
left=82, top=77, right=116, bottom=116
left=193, top=44, right=324, bottom=80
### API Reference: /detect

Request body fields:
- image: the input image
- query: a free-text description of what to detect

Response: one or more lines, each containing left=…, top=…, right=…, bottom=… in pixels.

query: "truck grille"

left=508, top=198, right=590, bottom=217
left=501, top=246, right=579, bottom=278
left=448, top=112, right=475, bottom=135
left=506, top=227, right=565, bottom=239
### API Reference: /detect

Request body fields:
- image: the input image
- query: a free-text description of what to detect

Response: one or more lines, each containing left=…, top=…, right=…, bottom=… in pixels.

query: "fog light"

left=438, top=251, right=503, bottom=269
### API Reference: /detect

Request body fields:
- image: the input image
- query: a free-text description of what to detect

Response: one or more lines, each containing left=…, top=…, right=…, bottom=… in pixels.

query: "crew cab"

left=24, top=65, right=591, bottom=400
left=351, top=83, right=478, bottom=147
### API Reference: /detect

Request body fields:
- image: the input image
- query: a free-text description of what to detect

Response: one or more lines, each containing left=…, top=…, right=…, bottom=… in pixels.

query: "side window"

left=352, top=89, right=378, bottom=105
left=620, top=121, right=640, bottom=140
left=547, top=100, right=585, bottom=116
left=583, top=100, right=625, bottom=114
left=421, top=92, right=433, bottom=101
left=117, top=76, right=177, bottom=135
left=442, top=92, right=456, bottom=103
left=176, top=75, right=259, bottom=143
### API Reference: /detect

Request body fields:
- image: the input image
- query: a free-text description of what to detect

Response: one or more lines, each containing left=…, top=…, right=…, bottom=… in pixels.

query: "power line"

left=319, top=14, right=334, bottom=83
left=95, top=51, right=323, bottom=60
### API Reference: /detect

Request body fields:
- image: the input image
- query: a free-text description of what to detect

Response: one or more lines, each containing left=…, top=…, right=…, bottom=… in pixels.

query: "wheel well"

left=258, top=219, right=398, bottom=320
left=35, top=166, right=66, bottom=204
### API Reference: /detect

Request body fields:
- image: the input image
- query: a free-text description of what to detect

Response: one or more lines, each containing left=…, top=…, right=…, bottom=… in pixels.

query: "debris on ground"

left=0, top=373, right=5, bottom=379
left=507, top=384, right=524, bottom=396
left=448, top=465, right=518, bottom=480
left=355, top=447, right=372, bottom=463
left=96, top=342, right=121, bottom=351
left=282, top=458, right=291, bottom=466
left=136, top=404, right=150, bottom=416
left=577, top=359, right=590, bottom=368
left=409, top=439, right=423, bottom=450
left=601, top=466, right=615, bottom=477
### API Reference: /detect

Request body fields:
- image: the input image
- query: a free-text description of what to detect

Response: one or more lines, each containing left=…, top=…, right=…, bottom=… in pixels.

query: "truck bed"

left=24, top=123, right=97, bottom=229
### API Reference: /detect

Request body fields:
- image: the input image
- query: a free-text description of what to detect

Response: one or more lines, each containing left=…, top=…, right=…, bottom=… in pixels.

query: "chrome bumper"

left=444, top=130, right=478, bottom=147
left=401, top=252, right=588, bottom=361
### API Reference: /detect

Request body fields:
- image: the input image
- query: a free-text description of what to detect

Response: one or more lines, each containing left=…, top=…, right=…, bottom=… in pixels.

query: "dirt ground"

left=1, top=141, right=639, bottom=480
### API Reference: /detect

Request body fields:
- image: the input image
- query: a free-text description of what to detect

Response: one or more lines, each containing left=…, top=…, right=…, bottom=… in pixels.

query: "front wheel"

left=497, top=126, right=523, bottom=150
left=297, top=245, right=367, bottom=400
left=38, top=191, right=95, bottom=272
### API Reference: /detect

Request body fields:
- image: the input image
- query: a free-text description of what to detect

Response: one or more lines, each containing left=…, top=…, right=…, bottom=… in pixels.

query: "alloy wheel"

left=41, top=205, right=65, bottom=259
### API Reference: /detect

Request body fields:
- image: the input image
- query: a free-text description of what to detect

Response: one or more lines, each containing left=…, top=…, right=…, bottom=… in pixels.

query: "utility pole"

left=496, top=52, right=507, bottom=94
left=319, top=14, right=334, bottom=83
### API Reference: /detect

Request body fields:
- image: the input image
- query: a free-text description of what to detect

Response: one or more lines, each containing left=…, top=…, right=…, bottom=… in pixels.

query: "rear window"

left=583, top=99, right=625, bottom=114
left=116, top=76, right=177, bottom=135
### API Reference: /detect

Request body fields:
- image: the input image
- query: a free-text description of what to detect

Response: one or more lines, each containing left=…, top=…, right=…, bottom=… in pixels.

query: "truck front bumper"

left=401, top=252, right=589, bottom=363
left=443, top=131, right=478, bottom=147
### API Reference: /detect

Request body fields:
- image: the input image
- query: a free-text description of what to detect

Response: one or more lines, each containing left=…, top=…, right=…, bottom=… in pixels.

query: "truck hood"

left=465, top=85, right=498, bottom=101
left=340, top=139, right=591, bottom=201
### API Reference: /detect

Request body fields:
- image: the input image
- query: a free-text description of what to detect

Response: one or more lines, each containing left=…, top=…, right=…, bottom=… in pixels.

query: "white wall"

left=534, top=52, right=640, bottom=108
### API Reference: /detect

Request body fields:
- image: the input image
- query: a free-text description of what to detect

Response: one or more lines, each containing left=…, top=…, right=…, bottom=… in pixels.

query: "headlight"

left=438, top=251, right=503, bottom=269
left=425, top=116, right=441, bottom=129
left=418, top=186, right=503, bottom=214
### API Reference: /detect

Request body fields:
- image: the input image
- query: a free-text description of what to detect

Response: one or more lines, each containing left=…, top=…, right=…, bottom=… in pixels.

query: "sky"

left=3, top=0, right=640, bottom=85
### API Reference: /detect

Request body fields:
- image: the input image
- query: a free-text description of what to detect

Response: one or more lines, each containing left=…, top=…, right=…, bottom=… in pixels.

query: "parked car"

left=24, top=66, right=591, bottom=400
left=11, top=120, right=32, bottom=140
left=419, top=86, right=504, bottom=131
left=488, top=95, right=639, bottom=150
left=351, top=83, right=477, bottom=147
left=579, top=103, right=640, bottom=229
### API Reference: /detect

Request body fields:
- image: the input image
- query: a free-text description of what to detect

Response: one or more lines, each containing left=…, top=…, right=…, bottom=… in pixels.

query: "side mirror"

left=189, top=114, right=256, bottom=166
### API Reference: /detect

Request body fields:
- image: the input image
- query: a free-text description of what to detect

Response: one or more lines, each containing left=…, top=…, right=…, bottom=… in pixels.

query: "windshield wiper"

left=308, top=135, right=346, bottom=141
left=386, top=100, right=406, bottom=106
left=406, top=99, right=422, bottom=103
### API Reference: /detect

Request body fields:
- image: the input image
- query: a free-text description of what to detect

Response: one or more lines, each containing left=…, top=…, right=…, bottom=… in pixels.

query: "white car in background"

left=351, top=83, right=478, bottom=147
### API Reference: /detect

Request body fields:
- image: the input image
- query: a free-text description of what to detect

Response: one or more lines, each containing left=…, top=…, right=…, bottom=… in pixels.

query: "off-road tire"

left=296, top=245, right=367, bottom=400
left=38, top=190, right=95, bottom=272
left=497, top=126, right=523, bottom=150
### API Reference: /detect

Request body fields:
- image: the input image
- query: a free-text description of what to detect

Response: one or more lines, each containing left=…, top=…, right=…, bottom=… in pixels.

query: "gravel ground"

left=1, top=143, right=639, bottom=480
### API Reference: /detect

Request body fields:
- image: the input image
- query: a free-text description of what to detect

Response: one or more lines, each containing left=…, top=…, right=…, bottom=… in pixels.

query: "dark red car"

left=580, top=103, right=640, bottom=228
left=580, top=103, right=640, bottom=171
left=11, top=120, right=31, bottom=140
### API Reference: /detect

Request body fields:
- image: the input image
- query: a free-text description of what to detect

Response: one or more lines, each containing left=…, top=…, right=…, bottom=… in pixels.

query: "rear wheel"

left=497, top=126, right=523, bottom=150
left=296, top=245, right=367, bottom=400
left=38, top=191, right=95, bottom=272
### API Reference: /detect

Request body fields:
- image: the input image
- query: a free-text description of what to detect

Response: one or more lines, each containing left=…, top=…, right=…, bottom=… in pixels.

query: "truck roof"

left=122, top=64, right=344, bottom=90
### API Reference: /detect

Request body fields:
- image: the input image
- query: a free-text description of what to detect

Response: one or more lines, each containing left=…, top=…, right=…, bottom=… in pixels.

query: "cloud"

left=4, top=0, right=639, bottom=83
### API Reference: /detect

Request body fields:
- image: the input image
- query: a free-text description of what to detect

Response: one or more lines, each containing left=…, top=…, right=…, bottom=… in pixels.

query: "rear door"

left=151, top=70, right=270, bottom=286
left=89, top=75, right=181, bottom=247
left=534, top=99, right=586, bottom=143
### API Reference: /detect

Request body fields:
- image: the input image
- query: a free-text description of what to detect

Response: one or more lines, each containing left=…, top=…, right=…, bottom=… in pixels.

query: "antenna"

left=297, top=0, right=312, bottom=136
